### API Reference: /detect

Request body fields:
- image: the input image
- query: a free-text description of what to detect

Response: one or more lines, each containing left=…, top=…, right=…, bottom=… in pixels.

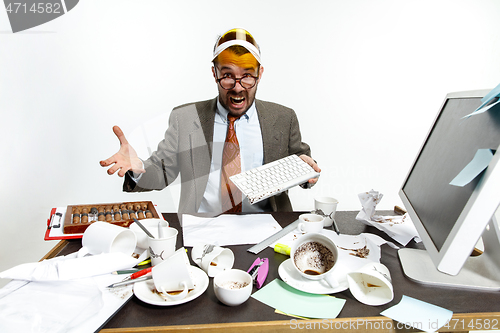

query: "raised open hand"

left=99, top=126, right=145, bottom=177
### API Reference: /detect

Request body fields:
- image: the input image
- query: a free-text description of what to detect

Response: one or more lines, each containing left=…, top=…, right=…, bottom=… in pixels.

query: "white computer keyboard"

left=229, top=154, right=320, bottom=204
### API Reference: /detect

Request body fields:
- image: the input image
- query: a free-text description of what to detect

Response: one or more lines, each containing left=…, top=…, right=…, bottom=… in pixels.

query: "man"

left=100, top=28, right=320, bottom=214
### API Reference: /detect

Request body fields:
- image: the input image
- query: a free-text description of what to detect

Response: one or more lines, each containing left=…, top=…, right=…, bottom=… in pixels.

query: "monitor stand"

left=398, top=217, right=500, bottom=291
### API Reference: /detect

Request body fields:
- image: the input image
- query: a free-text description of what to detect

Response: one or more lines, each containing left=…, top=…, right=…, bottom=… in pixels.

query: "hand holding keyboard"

left=229, top=154, right=320, bottom=204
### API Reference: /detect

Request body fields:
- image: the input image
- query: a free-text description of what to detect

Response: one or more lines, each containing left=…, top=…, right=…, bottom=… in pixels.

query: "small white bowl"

left=213, top=269, right=252, bottom=306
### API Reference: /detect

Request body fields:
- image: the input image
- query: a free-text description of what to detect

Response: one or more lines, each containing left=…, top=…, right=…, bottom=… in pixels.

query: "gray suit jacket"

left=124, top=98, right=312, bottom=214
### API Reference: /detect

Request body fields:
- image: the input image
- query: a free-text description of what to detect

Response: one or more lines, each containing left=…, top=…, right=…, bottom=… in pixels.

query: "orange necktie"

left=221, top=114, right=242, bottom=213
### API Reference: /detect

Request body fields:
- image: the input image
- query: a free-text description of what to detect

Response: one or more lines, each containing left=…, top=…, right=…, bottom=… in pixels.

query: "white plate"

left=133, top=266, right=208, bottom=306
left=278, top=259, right=349, bottom=294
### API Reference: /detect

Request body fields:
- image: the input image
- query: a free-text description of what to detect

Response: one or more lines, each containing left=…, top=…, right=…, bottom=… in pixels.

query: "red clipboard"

left=44, top=207, right=83, bottom=241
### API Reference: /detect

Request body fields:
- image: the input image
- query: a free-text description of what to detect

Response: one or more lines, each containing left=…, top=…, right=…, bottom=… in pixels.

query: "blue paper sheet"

left=462, top=83, right=500, bottom=119
left=381, top=295, right=453, bottom=333
left=449, top=149, right=494, bottom=187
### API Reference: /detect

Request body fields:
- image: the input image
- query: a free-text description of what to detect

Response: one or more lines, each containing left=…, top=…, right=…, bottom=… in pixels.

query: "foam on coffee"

left=218, top=281, right=249, bottom=290
left=293, top=241, right=335, bottom=275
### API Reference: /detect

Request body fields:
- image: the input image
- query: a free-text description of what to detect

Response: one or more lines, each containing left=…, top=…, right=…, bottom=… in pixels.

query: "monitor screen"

left=402, top=95, right=500, bottom=251
left=399, top=89, right=500, bottom=290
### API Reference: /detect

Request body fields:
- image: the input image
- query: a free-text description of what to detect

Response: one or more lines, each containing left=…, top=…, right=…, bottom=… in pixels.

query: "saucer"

left=133, top=266, right=208, bottom=306
left=278, top=259, right=348, bottom=294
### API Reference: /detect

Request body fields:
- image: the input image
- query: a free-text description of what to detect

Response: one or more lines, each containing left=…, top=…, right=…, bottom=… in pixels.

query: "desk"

left=44, top=212, right=500, bottom=333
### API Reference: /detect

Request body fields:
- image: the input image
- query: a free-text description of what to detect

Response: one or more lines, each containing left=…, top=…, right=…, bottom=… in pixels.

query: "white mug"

left=78, top=222, right=137, bottom=258
left=290, top=233, right=339, bottom=288
left=297, top=213, right=324, bottom=234
left=314, top=197, right=339, bottom=227
left=147, top=227, right=178, bottom=266
left=347, top=262, right=394, bottom=306
left=129, top=218, right=170, bottom=249
left=152, top=248, right=194, bottom=301
left=191, top=243, right=234, bottom=277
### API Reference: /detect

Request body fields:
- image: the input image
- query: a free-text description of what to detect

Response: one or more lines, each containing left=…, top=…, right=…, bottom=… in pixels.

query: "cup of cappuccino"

left=213, top=269, right=252, bottom=306
left=290, top=233, right=339, bottom=288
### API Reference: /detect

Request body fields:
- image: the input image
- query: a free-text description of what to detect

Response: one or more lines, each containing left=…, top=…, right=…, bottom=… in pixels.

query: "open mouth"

left=230, top=96, right=245, bottom=106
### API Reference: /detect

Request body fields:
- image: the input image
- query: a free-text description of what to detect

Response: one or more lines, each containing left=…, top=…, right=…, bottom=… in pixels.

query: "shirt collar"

left=216, top=98, right=255, bottom=123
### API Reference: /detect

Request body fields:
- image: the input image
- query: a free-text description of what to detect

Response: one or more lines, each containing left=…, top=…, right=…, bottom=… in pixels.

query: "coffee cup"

left=152, top=247, right=194, bottom=301
left=191, top=243, right=234, bottom=277
left=290, top=233, right=339, bottom=288
left=147, top=227, right=178, bottom=266
left=314, top=197, right=339, bottom=227
left=213, top=269, right=253, bottom=306
left=297, top=213, right=324, bottom=234
left=129, top=218, right=169, bottom=249
left=78, top=222, right=136, bottom=258
left=347, top=262, right=394, bottom=306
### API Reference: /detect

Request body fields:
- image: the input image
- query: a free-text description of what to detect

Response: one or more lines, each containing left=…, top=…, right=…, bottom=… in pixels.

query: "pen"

left=125, top=267, right=152, bottom=281
left=133, top=217, right=155, bottom=238
left=112, top=269, right=139, bottom=275
left=332, top=217, right=340, bottom=235
left=107, top=275, right=152, bottom=288
left=136, top=259, right=151, bottom=267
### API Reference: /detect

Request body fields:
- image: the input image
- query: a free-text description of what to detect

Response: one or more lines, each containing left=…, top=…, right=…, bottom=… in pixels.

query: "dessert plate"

left=278, top=259, right=349, bottom=294
left=133, top=266, right=208, bottom=306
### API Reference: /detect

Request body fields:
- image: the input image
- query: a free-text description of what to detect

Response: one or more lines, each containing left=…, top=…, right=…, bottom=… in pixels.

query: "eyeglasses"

left=215, top=72, right=259, bottom=90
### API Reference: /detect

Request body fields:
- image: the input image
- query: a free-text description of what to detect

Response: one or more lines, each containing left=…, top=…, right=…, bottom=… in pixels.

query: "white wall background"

left=1, top=0, right=499, bottom=288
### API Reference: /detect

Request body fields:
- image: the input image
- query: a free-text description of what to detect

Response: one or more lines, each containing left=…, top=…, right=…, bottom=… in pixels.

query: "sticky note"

left=251, top=279, right=345, bottom=319
left=450, top=149, right=494, bottom=187
left=381, top=295, right=453, bottom=333
left=462, top=83, right=500, bottom=119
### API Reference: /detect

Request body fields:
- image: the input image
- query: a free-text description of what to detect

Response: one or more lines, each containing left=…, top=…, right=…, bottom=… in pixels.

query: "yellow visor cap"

left=215, top=49, right=259, bottom=71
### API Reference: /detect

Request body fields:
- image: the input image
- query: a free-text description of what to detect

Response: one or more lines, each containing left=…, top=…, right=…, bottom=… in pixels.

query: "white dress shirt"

left=198, top=100, right=270, bottom=213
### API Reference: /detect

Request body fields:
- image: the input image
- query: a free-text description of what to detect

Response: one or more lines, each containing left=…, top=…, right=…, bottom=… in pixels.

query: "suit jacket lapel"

left=188, top=98, right=216, bottom=210
left=256, top=99, right=281, bottom=164
left=196, top=98, right=216, bottom=159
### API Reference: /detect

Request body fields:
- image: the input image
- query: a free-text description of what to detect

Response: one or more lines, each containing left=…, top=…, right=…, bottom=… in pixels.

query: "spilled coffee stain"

left=337, top=245, right=370, bottom=258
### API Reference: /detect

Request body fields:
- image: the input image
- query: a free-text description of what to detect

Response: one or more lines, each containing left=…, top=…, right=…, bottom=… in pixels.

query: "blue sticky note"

left=251, top=279, right=346, bottom=319
left=462, top=82, right=500, bottom=119
left=481, top=82, right=500, bottom=104
left=450, top=149, right=494, bottom=187
left=381, top=295, right=453, bottom=333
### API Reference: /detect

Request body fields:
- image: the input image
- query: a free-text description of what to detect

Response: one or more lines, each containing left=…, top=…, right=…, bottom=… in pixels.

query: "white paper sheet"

left=182, top=214, right=282, bottom=247
left=0, top=250, right=148, bottom=281
left=0, top=274, right=134, bottom=333
left=355, top=190, right=420, bottom=245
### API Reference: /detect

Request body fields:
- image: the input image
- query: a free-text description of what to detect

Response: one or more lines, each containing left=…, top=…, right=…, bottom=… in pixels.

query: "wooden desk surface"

left=46, top=212, right=500, bottom=333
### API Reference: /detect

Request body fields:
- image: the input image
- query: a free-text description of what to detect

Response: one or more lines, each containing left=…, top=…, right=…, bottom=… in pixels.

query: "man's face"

left=212, top=62, right=264, bottom=117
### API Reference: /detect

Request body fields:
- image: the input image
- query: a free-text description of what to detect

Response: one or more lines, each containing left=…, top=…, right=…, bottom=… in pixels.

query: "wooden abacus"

left=63, top=200, right=159, bottom=234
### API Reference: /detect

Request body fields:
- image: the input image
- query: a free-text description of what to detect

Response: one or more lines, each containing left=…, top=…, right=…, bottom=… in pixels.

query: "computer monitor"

left=398, top=89, right=500, bottom=291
